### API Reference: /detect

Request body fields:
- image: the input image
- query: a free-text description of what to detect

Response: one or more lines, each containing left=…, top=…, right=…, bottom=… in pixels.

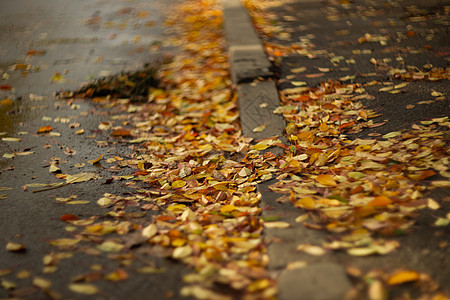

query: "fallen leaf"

left=65, top=172, right=101, bottom=184
left=97, top=197, right=112, bottom=206
left=290, top=67, right=307, bottom=73
left=37, top=126, right=52, bottom=134
left=263, top=221, right=291, bottom=228
left=50, top=238, right=80, bottom=247
left=136, top=266, right=166, bottom=274
left=2, top=137, right=21, bottom=142
left=97, top=241, right=124, bottom=252
left=367, top=196, right=392, bottom=207
left=172, top=245, right=192, bottom=259
left=387, top=270, right=420, bottom=285
left=172, top=180, right=186, bottom=189
left=6, top=242, right=26, bottom=252
left=49, top=163, right=61, bottom=173
left=297, top=244, right=326, bottom=256
left=111, top=128, right=132, bottom=137
left=88, top=154, right=103, bottom=165
left=105, top=269, right=128, bottom=281
left=32, top=277, right=52, bottom=290
left=252, top=124, right=266, bottom=132
left=315, top=174, right=337, bottom=186
left=69, top=283, right=99, bottom=295
left=142, top=224, right=158, bottom=238
left=60, top=214, right=79, bottom=222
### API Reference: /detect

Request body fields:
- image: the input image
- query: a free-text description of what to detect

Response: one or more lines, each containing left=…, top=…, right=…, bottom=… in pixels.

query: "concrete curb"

left=222, top=1, right=353, bottom=299
left=222, top=0, right=273, bottom=84
left=222, top=0, right=285, bottom=141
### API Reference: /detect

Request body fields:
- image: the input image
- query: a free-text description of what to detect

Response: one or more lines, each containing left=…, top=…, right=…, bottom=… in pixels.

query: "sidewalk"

left=224, top=0, right=449, bottom=299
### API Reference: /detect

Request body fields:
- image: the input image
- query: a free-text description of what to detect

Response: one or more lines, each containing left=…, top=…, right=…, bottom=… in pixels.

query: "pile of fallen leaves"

left=44, top=0, right=277, bottom=299
left=242, top=0, right=450, bottom=298
left=14, top=0, right=448, bottom=299
left=58, top=62, right=162, bottom=102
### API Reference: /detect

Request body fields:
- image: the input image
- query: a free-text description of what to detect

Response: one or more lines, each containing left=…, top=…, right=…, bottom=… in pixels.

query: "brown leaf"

left=111, top=128, right=132, bottom=137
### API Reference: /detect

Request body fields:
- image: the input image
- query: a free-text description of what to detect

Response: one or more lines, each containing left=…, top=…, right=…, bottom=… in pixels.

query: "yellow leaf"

left=96, top=241, right=124, bottom=252
left=172, top=245, right=192, bottom=259
left=2, top=137, right=21, bottom=142
left=142, top=224, right=158, bottom=238
left=1, top=279, right=16, bottom=290
left=291, top=81, right=307, bottom=86
left=220, top=204, right=237, bottom=213
left=97, top=197, right=112, bottom=206
left=252, top=124, right=266, bottom=132
left=0, top=99, right=13, bottom=106
left=49, top=239, right=80, bottom=247
left=172, top=180, right=186, bottom=189
left=49, top=163, right=60, bottom=173
left=247, top=279, right=270, bottom=293
left=295, top=197, right=315, bottom=210
left=318, top=122, right=329, bottom=132
left=315, top=174, right=337, bottom=186
left=383, top=131, right=402, bottom=139
left=32, top=277, right=51, bottom=290
left=431, top=181, right=450, bottom=188
left=88, top=154, right=103, bottom=165
left=297, top=244, right=326, bottom=256
left=167, top=204, right=187, bottom=211
left=69, top=283, right=99, bottom=295
left=6, top=242, right=25, bottom=252
left=105, top=269, right=128, bottom=281
left=347, top=247, right=377, bottom=256
left=387, top=270, right=420, bottom=285
left=252, top=143, right=270, bottom=151
left=295, top=214, right=309, bottom=223
left=136, top=266, right=166, bottom=274
left=65, top=172, right=100, bottom=184
left=355, top=144, right=372, bottom=152
left=291, top=67, right=307, bottom=73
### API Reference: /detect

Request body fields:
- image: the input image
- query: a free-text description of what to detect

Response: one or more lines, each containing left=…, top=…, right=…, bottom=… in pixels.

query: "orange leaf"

left=60, top=214, right=79, bottom=222
left=316, top=174, right=337, bottom=186
left=37, top=126, right=52, bottom=134
left=418, top=170, right=436, bottom=181
left=87, top=154, right=103, bottom=165
left=338, top=121, right=355, bottom=130
left=156, top=215, right=175, bottom=222
left=105, top=269, right=128, bottom=281
left=110, top=128, right=131, bottom=137
left=367, top=196, right=392, bottom=207
left=387, top=270, right=419, bottom=285
left=0, top=84, right=12, bottom=91
left=406, top=30, right=416, bottom=37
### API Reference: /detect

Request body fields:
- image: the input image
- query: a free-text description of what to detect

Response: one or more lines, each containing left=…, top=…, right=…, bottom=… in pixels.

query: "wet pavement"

left=0, top=1, right=192, bottom=299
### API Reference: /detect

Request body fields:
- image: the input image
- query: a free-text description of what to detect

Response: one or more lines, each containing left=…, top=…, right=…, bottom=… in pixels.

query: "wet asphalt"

left=0, top=0, right=191, bottom=299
